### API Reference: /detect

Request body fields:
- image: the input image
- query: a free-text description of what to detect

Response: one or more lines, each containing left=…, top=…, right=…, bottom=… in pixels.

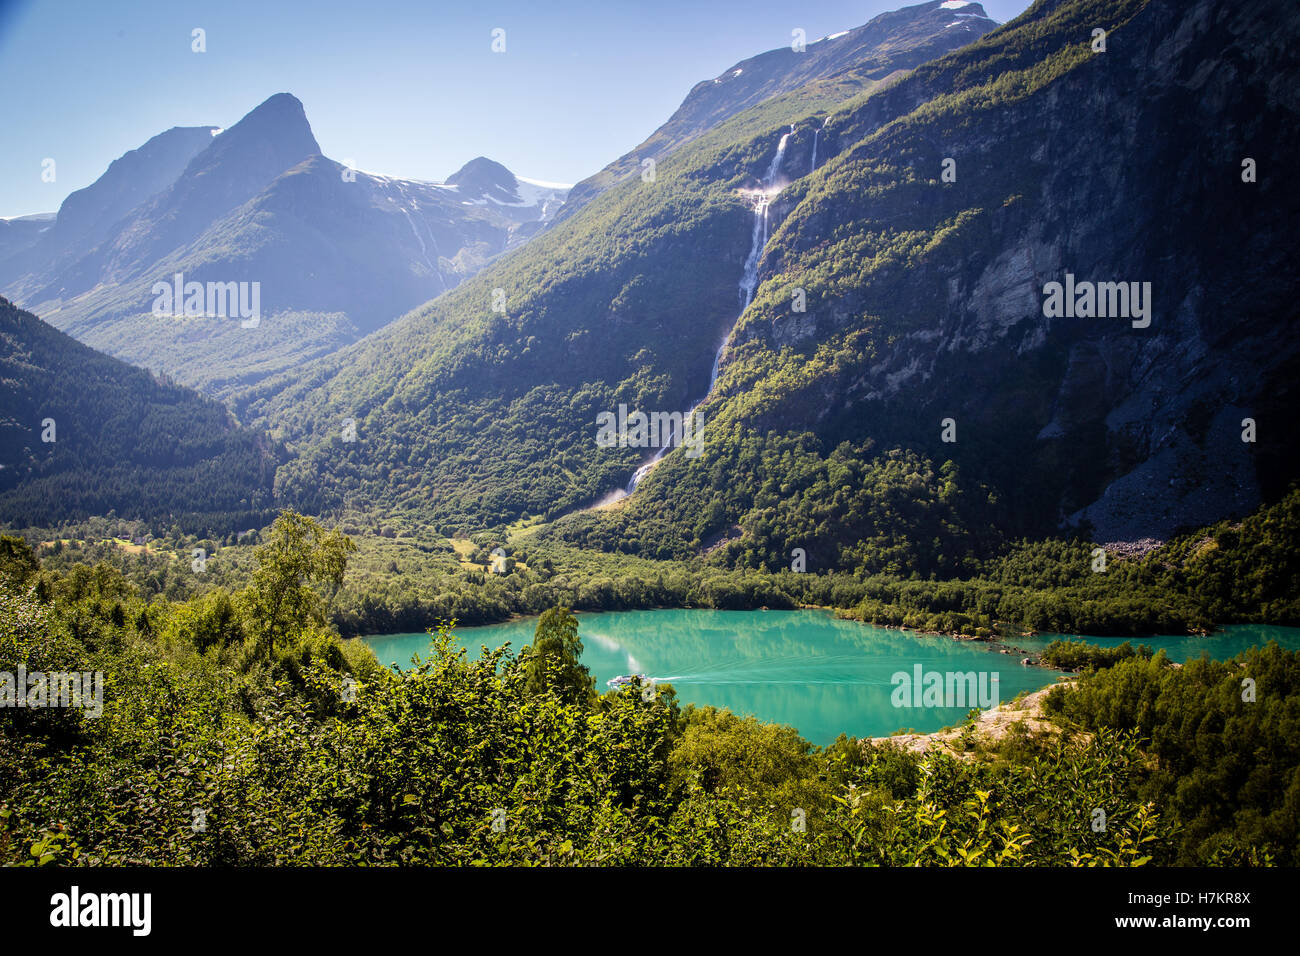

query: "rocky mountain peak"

left=446, top=156, right=521, bottom=203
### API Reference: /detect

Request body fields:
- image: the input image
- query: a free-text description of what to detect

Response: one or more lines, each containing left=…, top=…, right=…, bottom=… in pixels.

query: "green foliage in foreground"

left=2, top=511, right=1296, bottom=866
left=1045, top=646, right=1300, bottom=866
left=520, top=606, right=595, bottom=706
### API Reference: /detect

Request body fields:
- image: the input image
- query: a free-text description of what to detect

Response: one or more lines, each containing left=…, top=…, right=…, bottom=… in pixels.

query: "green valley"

left=2, top=0, right=1299, bottom=879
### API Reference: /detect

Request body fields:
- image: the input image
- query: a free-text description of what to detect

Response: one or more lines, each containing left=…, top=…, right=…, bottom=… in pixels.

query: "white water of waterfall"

left=810, top=129, right=819, bottom=174
left=401, top=208, right=435, bottom=273
left=624, top=127, right=792, bottom=495
left=390, top=180, right=447, bottom=292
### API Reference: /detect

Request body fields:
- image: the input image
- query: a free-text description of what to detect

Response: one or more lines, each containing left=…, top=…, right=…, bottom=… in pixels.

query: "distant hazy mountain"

left=0, top=127, right=218, bottom=278
left=554, top=0, right=997, bottom=223
left=0, top=213, right=54, bottom=263
left=0, top=94, right=568, bottom=397
left=55, top=127, right=221, bottom=251
left=446, top=157, right=571, bottom=249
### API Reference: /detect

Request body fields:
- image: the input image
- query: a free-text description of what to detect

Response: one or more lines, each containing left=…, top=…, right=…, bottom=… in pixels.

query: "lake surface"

left=363, top=611, right=1300, bottom=746
left=366, top=609, right=1061, bottom=744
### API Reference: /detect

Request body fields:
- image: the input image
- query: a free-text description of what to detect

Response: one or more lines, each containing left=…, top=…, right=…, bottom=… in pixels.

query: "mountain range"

left=0, top=95, right=568, bottom=397
left=248, top=0, right=1299, bottom=558
left=2, top=0, right=1297, bottom=568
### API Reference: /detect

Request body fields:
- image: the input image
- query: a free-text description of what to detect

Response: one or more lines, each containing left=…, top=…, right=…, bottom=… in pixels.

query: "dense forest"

left=3, top=512, right=1294, bottom=866
left=0, top=297, right=281, bottom=529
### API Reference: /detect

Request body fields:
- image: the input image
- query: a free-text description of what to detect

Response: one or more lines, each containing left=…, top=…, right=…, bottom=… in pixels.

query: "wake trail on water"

left=646, top=657, right=898, bottom=686
left=657, top=675, right=895, bottom=686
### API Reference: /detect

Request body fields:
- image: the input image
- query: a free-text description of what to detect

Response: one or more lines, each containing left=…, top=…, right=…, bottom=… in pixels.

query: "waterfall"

left=401, top=208, right=435, bottom=273
left=392, top=180, right=446, bottom=292
left=764, top=125, right=793, bottom=184
left=810, top=126, right=820, bottom=173
left=735, top=201, right=768, bottom=323
left=624, top=127, right=792, bottom=494
left=720, top=125, right=790, bottom=384
left=626, top=456, right=658, bottom=493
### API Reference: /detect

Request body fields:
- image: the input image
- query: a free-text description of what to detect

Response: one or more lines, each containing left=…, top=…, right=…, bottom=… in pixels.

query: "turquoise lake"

left=363, top=610, right=1300, bottom=746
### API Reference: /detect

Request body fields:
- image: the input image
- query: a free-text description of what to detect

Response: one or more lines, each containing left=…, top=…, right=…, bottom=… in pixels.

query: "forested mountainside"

left=710, top=0, right=1299, bottom=544
left=241, top=0, right=1297, bottom=578
left=0, top=95, right=567, bottom=398
left=0, top=296, right=279, bottom=528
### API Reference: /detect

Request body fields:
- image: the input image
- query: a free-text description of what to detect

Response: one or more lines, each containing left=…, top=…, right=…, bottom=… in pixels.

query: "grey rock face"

left=740, top=0, right=1299, bottom=542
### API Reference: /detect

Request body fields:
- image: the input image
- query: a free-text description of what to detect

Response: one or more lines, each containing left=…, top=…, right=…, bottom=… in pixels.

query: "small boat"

left=607, top=674, right=648, bottom=688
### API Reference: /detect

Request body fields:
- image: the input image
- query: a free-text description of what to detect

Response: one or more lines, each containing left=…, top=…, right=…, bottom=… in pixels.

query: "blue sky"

left=0, top=0, right=1031, bottom=218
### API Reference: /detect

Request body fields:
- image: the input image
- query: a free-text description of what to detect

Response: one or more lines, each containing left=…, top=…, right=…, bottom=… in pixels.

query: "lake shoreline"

left=867, top=681, right=1079, bottom=756
left=354, top=603, right=1274, bottom=651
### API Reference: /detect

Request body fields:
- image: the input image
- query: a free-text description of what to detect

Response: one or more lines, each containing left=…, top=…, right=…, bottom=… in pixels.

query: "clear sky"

left=0, top=0, right=1032, bottom=218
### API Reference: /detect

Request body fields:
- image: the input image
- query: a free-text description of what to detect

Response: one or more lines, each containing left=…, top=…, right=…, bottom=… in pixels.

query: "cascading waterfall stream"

left=392, top=180, right=447, bottom=292
left=400, top=208, right=435, bottom=273
left=624, top=126, right=793, bottom=495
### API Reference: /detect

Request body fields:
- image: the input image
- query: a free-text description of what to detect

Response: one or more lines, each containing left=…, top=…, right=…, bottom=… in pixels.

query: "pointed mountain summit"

left=188, top=92, right=321, bottom=185
left=446, top=156, right=522, bottom=204
left=93, top=93, right=321, bottom=276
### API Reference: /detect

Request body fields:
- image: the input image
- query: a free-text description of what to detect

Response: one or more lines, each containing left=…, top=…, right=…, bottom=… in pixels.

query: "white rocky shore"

left=866, top=681, right=1079, bottom=756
